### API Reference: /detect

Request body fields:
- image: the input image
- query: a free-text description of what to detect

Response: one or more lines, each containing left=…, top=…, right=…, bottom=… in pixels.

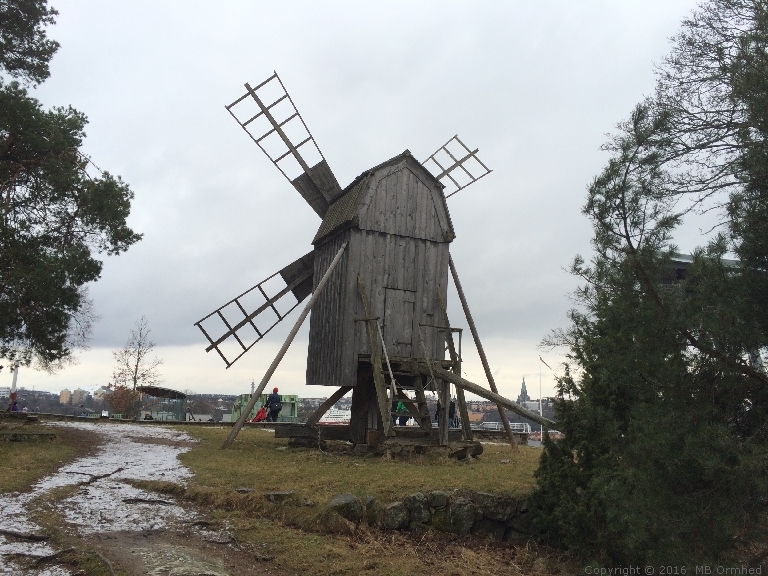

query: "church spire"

left=517, top=376, right=531, bottom=404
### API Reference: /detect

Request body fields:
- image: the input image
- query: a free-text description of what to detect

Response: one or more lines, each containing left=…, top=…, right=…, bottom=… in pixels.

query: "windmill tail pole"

left=420, top=364, right=559, bottom=429
left=449, top=255, right=517, bottom=448
left=222, top=242, right=348, bottom=449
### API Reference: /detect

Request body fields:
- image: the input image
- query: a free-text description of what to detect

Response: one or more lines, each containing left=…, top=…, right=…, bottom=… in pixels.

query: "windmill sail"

left=422, top=135, right=492, bottom=198
left=195, top=251, right=315, bottom=368
left=226, top=72, right=342, bottom=217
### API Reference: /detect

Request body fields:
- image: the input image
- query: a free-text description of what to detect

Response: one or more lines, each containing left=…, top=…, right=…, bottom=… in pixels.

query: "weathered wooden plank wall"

left=306, top=231, right=350, bottom=386
left=358, top=168, right=448, bottom=242
left=307, top=158, right=452, bottom=388
left=350, top=231, right=448, bottom=361
left=353, top=164, right=449, bottom=365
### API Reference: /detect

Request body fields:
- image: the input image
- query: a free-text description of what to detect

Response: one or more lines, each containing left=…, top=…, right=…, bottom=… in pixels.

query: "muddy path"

left=0, top=422, right=275, bottom=576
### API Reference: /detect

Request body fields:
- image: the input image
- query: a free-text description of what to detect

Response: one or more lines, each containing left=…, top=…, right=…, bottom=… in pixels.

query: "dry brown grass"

left=177, top=426, right=540, bottom=502
left=133, top=482, right=578, bottom=576
left=0, top=421, right=100, bottom=493
left=143, top=425, right=580, bottom=576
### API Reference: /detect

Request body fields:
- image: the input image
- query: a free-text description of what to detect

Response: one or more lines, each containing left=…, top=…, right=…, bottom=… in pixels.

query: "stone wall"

left=325, top=489, right=534, bottom=541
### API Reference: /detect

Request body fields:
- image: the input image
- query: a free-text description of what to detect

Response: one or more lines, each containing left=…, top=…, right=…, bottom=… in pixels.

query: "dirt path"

left=0, top=422, right=275, bottom=576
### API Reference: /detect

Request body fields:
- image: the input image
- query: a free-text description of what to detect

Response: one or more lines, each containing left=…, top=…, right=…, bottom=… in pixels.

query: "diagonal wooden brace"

left=357, top=276, right=394, bottom=437
left=449, top=255, right=517, bottom=448
left=393, top=387, right=432, bottom=435
left=306, top=386, right=353, bottom=428
left=416, top=363, right=559, bottom=429
left=437, top=290, right=473, bottom=441
left=221, top=242, right=347, bottom=449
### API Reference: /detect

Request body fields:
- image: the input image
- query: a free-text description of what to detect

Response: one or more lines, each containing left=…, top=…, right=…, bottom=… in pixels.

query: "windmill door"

left=383, top=288, right=415, bottom=357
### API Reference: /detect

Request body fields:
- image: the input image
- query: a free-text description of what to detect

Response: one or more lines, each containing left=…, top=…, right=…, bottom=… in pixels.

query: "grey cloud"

left=31, top=0, right=697, bottom=356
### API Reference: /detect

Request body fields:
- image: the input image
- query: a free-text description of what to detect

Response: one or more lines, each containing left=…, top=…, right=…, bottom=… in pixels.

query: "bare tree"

left=111, top=316, right=163, bottom=390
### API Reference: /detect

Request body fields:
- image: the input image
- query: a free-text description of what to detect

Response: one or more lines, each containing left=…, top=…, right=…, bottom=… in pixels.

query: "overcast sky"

left=11, top=0, right=704, bottom=402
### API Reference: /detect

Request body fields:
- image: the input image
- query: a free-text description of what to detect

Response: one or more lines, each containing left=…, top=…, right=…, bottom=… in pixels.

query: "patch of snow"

left=0, top=422, right=199, bottom=575
left=0, top=567, right=73, bottom=576
left=56, top=481, right=191, bottom=534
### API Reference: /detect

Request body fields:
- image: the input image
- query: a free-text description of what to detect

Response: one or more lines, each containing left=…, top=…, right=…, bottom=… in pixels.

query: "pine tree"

left=0, top=1, right=141, bottom=369
left=531, top=0, right=768, bottom=565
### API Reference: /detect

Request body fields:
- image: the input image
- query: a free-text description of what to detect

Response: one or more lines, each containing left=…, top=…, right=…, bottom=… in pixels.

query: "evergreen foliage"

left=532, top=0, right=768, bottom=565
left=0, top=0, right=58, bottom=85
left=0, top=1, right=141, bottom=369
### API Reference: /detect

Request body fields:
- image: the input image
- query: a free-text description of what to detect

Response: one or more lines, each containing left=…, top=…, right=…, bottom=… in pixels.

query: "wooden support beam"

left=417, top=364, right=559, bottom=429
left=455, top=382, right=472, bottom=440
left=437, top=291, right=473, bottom=441
left=449, top=255, right=517, bottom=449
left=417, top=323, right=448, bottom=445
left=357, top=276, right=394, bottom=437
left=221, top=242, right=348, bottom=449
left=438, top=380, right=449, bottom=446
left=306, top=386, right=352, bottom=427
left=413, top=379, right=437, bottom=438
left=350, top=375, right=377, bottom=445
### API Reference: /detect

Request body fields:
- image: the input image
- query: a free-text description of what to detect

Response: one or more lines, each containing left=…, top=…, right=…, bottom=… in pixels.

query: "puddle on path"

left=0, top=422, right=200, bottom=575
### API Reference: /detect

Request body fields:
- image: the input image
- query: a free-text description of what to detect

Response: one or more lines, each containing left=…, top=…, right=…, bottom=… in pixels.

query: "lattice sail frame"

left=422, top=135, right=492, bottom=198
left=195, top=252, right=314, bottom=368
left=225, top=72, right=341, bottom=217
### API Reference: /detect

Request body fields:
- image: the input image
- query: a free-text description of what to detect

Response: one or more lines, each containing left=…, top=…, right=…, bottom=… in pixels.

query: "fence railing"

left=470, top=422, right=531, bottom=433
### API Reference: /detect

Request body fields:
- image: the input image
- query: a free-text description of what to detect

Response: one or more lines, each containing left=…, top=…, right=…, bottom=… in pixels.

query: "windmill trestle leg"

left=413, top=377, right=436, bottom=435
left=357, top=276, right=394, bottom=437
left=350, top=375, right=383, bottom=446
left=438, top=379, right=450, bottom=446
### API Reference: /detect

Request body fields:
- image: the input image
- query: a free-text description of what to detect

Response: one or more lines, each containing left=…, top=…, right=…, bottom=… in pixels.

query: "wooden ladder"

left=386, top=377, right=435, bottom=437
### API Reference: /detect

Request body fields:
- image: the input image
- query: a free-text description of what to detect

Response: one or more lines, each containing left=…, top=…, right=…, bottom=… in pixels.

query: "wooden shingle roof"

left=312, top=174, right=371, bottom=245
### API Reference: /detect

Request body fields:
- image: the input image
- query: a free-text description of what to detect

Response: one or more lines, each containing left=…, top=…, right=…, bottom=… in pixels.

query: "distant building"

left=522, top=401, right=541, bottom=413
left=300, top=397, right=326, bottom=409
left=60, top=389, right=71, bottom=404
left=72, top=389, right=89, bottom=405
left=467, top=401, right=493, bottom=412
left=465, top=411, right=484, bottom=423
left=92, top=386, right=112, bottom=401
left=516, top=377, right=531, bottom=404
left=0, top=387, right=9, bottom=399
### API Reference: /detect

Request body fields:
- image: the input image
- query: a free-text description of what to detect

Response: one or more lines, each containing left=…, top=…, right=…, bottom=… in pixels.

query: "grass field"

left=179, top=426, right=541, bottom=501
left=0, top=419, right=99, bottom=493
left=139, top=426, right=578, bottom=576
left=1, top=421, right=578, bottom=575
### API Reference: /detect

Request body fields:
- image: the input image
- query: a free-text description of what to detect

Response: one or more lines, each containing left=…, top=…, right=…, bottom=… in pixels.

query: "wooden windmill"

left=195, top=72, right=555, bottom=450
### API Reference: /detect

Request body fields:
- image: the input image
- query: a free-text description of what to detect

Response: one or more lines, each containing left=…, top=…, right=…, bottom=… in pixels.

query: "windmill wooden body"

left=195, top=72, right=553, bottom=449
left=307, top=151, right=456, bottom=441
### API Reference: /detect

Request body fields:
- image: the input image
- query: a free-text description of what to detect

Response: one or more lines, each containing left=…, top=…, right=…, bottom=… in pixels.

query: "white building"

left=0, top=387, right=10, bottom=399
left=92, top=386, right=112, bottom=401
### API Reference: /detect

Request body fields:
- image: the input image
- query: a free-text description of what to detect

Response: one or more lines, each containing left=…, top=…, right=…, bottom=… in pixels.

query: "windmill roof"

left=312, top=150, right=445, bottom=245
left=312, top=174, right=371, bottom=245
